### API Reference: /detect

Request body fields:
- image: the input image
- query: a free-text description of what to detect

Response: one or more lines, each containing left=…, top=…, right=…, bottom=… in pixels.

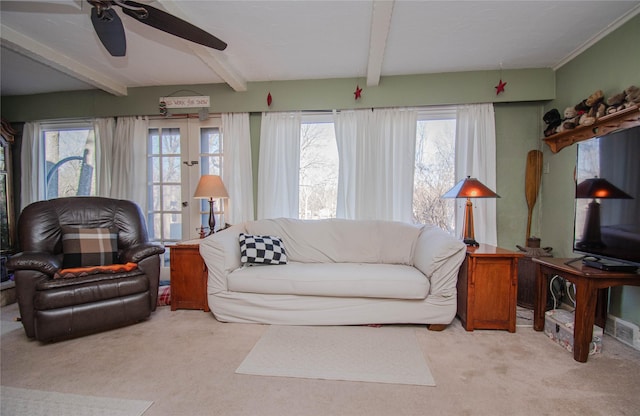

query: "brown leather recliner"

left=7, top=197, right=165, bottom=342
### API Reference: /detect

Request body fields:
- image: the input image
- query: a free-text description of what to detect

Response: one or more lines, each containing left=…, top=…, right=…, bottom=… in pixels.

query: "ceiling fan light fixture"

left=113, top=0, right=148, bottom=19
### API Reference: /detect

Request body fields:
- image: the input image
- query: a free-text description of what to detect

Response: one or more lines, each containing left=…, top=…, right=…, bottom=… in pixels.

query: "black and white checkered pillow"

left=239, top=233, right=288, bottom=265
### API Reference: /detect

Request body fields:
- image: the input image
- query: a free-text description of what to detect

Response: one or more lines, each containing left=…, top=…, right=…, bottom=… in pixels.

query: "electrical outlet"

left=543, top=162, right=550, bottom=174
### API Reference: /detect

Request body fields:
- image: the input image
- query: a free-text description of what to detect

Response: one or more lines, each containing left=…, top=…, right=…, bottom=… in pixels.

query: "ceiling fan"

left=87, top=0, right=227, bottom=56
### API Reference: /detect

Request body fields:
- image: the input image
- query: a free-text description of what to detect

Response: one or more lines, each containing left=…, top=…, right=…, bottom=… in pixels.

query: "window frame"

left=40, top=120, right=96, bottom=200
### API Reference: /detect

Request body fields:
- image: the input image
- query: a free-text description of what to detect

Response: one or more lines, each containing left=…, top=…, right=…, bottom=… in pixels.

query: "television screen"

left=574, top=124, right=640, bottom=266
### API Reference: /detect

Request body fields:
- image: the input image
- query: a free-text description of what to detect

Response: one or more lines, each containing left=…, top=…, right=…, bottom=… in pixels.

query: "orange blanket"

left=54, top=262, right=138, bottom=279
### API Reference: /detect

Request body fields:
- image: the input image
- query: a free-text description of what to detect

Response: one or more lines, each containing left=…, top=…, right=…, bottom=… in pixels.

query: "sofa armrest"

left=13, top=269, right=51, bottom=337
left=199, top=223, right=246, bottom=293
left=7, top=252, right=62, bottom=276
left=413, top=225, right=466, bottom=296
left=120, top=242, right=165, bottom=263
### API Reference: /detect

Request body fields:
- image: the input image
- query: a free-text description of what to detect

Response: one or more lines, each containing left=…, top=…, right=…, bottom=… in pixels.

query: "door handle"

left=182, top=201, right=189, bottom=207
left=183, top=160, right=199, bottom=166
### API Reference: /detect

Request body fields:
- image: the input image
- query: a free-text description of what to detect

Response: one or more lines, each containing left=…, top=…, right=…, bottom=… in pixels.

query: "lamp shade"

left=576, top=177, right=632, bottom=199
left=441, top=176, right=499, bottom=247
left=442, top=176, right=500, bottom=199
left=193, top=175, right=229, bottom=199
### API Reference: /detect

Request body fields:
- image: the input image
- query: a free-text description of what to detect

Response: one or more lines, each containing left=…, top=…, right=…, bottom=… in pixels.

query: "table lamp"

left=193, top=175, right=229, bottom=235
left=442, top=176, right=500, bottom=246
left=575, top=177, right=632, bottom=249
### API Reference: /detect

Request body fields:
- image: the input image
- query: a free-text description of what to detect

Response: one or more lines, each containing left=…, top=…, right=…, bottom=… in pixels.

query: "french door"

left=147, top=116, right=223, bottom=268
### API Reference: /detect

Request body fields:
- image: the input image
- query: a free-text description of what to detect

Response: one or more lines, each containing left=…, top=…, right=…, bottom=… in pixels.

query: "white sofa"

left=199, top=218, right=466, bottom=328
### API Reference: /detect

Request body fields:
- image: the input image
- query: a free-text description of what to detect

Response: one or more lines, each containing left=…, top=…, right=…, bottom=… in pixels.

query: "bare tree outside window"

left=297, top=116, right=455, bottom=232
left=299, top=123, right=338, bottom=219
left=44, top=128, right=96, bottom=199
left=413, top=119, right=456, bottom=233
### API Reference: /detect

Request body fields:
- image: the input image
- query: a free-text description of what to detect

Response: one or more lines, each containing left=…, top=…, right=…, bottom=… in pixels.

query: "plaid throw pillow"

left=61, top=227, right=119, bottom=268
left=239, top=233, right=287, bottom=265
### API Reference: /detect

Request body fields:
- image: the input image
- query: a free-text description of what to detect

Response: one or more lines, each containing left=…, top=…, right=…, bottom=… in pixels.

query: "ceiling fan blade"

left=119, top=1, right=227, bottom=51
left=90, top=6, right=127, bottom=56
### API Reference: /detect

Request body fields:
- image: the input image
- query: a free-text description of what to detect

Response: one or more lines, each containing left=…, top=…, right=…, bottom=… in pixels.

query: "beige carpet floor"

left=1, top=386, right=152, bottom=416
left=2, top=302, right=640, bottom=416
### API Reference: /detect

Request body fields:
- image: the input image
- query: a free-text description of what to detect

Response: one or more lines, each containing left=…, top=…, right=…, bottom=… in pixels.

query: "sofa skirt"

left=208, top=290, right=456, bottom=326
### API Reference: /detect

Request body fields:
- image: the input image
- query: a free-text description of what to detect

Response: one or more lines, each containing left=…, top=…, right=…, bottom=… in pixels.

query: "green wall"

left=495, top=102, right=545, bottom=251
left=1, top=68, right=554, bottom=121
left=542, top=14, right=640, bottom=326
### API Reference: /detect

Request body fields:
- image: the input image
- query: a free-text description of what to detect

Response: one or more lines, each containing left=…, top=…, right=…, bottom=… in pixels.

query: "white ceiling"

left=1, top=0, right=639, bottom=97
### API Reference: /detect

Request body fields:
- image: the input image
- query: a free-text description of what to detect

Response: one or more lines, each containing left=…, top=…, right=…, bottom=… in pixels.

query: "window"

left=299, top=115, right=338, bottom=219
left=413, top=113, right=456, bottom=233
left=297, top=111, right=456, bottom=232
left=198, top=126, right=224, bottom=229
left=42, top=123, right=96, bottom=199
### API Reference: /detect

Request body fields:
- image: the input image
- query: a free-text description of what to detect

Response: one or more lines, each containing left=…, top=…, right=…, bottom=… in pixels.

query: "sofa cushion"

left=239, top=233, right=288, bottom=265
left=227, top=262, right=429, bottom=299
left=61, top=227, right=118, bottom=268
left=245, top=218, right=421, bottom=265
left=34, top=273, right=148, bottom=310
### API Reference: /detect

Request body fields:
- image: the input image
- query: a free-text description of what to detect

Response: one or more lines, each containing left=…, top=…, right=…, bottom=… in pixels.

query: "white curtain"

left=110, top=116, right=149, bottom=213
left=334, top=108, right=417, bottom=222
left=334, top=110, right=361, bottom=219
left=455, top=103, right=497, bottom=245
left=20, top=121, right=45, bottom=211
left=257, top=112, right=301, bottom=219
left=222, top=113, right=255, bottom=224
left=94, top=117, right=115, bottom=197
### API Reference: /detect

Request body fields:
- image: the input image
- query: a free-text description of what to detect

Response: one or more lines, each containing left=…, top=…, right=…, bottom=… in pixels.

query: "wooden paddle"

left=525, top=150, right=543, bottom=244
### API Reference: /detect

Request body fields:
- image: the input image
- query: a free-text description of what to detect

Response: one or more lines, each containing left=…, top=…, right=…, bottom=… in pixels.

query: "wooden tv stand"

left=532, top=257, right=640, bottom=363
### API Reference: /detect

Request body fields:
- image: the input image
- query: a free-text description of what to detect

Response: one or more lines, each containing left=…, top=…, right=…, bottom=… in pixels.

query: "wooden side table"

left=533, top=257, right=640, bottom=363
left=169, top=243, right=209, bottom=312
left=457, top=244, right=522, bottom=332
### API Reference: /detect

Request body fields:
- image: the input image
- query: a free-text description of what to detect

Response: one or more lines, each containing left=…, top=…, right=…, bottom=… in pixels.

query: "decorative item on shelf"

left=607, top=85, right=640, bottom=114
left=542, top=108, right=562, bottom=137
left=543, top=87, right=639, bottom=141
left=575, top=177, right=632, bottom=250
left=542, top=105, right=640, bottom=153
left=193, top=175, right=229, bottom=236
left=442, top=176, right=500, bottom=247
left=354, top=85, right=362, bottom=100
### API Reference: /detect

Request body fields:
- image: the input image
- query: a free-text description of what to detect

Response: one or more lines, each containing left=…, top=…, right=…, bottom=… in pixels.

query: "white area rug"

left=236, top=325, right=435, bottom=386
left=1, top=386, right=152, bottom=416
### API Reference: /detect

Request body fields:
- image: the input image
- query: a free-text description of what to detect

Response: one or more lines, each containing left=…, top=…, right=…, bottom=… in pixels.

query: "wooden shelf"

left=542, top=106, right=640, bottom=153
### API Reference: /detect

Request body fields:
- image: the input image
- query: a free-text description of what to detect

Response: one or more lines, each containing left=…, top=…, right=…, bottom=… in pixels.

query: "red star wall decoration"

left=495, top=79, right=507, bottom=95
left=354, top=85, right=363, bottom=100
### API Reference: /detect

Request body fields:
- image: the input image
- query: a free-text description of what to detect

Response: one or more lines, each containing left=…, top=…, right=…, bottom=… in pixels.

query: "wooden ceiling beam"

left=0, top=24, right=128, bottom=96
left=366, top=0, right=394, bottom=87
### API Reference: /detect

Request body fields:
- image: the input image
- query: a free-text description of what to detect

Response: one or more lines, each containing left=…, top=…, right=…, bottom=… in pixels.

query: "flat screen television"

left=573, top=124, right=640, bottom=267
